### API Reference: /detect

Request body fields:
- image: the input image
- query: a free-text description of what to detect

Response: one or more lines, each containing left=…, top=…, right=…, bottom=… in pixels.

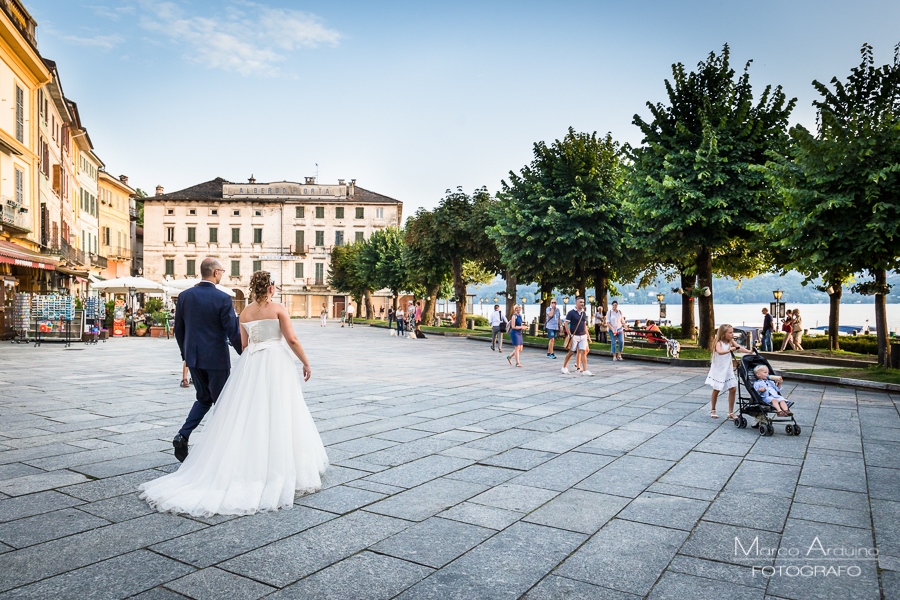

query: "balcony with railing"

left=1, top=195, right=31, bottom=235
left=290, top=245, right=309, bottom=255
left=60, top=238, right=86, bottom=266
left=90, top=253, right=108, bottom=269
left=129, top=206, right=139, bottom=220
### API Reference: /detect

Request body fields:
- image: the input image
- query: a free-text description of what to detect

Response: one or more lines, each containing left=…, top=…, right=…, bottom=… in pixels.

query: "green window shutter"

left=186, top=260, right=195, bottom=276
left=15, top=86, right=24, bottom=142
left=165, top=259, right=174, bottom=276
left=315, top=231, right=324, bottom=246
left=296, top=206, right=304, bottom=218
left=315, top=206, right=324, bottom=219
left=355, top=207, right=364, bottom=219
left=295, top=230, right=304, bottom=250
left=253, top=228, right=262, bottom=244
left=315, top=263, right=324, bottom=281
left=209, top=227, right=218, bottom=243
left=232, top=228, right=240, bottom=243
left=355, top=231, right=364, bottom=243
left=231, top=260, right=240, bottom=276
left=253, top=260, right=261, bottom=272
left=335, top=207, right=344, bottom=219
left=335, top=231, right=344, bottom=246
left=187, top=227, right=196, bottom=243
left=295, top=262, right=304, bottom=278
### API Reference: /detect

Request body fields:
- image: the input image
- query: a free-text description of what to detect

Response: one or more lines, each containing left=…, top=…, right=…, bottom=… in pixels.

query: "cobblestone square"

left=0, top=321, right=897, bottom=599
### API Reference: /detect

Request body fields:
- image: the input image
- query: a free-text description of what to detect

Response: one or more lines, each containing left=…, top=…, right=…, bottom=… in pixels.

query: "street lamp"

left=521, top=296, right=526, bottom=306
left=656, top=293, right=665, bottom=324
left=563, top=296, right=569, bottom=314
left=772, top=290, right=784, bottom=331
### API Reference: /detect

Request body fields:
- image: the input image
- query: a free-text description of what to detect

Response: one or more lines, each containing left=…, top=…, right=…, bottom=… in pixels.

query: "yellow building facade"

left=98, top=171, right=134, bottom=279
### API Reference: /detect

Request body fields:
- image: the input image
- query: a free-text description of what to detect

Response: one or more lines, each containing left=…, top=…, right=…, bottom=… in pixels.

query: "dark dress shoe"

left=173, top=434, right=189, bottom=463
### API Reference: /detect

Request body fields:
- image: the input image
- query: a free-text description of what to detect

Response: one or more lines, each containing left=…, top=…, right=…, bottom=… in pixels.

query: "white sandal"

left=710, top=410, right=719, bottom=419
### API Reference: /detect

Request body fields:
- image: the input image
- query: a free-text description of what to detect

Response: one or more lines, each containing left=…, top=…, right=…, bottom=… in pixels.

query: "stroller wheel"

left=785, top=424, right=794, bottom=435
left=740, top=417, right=748, bottom=429
left=766, top=424, right=775, bottom=436
left=793, top=424, right=801, bottom=436
left=734, top=416, right=742, bottom=428
left=758, top=424, right=767, bottom=436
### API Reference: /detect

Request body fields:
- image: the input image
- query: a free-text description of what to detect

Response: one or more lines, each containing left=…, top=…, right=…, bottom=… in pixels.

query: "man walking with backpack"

left=545, top=298, right=561, bottom=359
left=488, top=303, right=506, bottom=352
left=561, top=297, right=592, bottom=376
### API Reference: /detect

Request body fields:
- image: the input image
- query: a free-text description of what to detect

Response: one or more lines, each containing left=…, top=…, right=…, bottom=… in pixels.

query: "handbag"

left=781, top=320, right=791, bottom=332
left=564, top=312, right=586, bottom=350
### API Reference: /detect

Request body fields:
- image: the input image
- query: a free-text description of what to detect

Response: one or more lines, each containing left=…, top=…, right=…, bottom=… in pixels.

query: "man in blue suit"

left=172, top=257, right=243, bottom=462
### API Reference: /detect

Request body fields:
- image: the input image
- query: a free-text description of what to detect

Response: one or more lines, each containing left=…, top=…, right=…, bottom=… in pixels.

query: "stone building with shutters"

left=143, top=176, right=402, bottom=317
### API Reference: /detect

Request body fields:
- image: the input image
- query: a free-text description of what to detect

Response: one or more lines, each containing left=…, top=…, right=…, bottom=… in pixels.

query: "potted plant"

left=135, top=323, right=149, bottom=337
left=149, top=311, right=170, bottom=338
left=99, top=328, right=109, bottom=340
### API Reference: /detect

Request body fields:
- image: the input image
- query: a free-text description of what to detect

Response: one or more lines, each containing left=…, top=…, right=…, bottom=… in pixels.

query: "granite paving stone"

left=556, top=519, right=688, bottom=596
left=371, top=516, right=494, bottom=568
left=164, top=567, right=276, bottom=600
left=268, top=551, right=433, bottom=600
left=0, top=550, right=194, bottom=600
left=0, top=321, right=891, bottom=599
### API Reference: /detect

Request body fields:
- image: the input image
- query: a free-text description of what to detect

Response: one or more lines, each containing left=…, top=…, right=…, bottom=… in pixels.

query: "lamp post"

left=563, top=296, right=569, bottom=315
left=588, top=295, right=594, bottom=315
left=772, top=290, right=784, bottom=332
left=656, top=293, right=665, bottom=324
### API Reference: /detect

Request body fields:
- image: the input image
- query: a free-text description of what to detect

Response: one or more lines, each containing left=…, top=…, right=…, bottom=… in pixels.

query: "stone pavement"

left=0, top=321, right=897, bottom=600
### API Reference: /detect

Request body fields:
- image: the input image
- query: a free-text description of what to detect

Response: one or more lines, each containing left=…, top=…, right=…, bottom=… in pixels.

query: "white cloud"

left=138, top=1, right=341, bottom=76
left=62, top=33, right=125, bottom=49
left=88, top=4, right=137, bottom=21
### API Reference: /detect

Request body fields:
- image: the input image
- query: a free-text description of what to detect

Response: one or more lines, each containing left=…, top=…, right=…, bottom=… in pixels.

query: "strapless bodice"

left=242, top=319, right=284, bottom=354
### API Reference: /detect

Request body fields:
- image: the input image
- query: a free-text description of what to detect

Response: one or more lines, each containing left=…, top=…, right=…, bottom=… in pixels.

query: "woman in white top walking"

left=705, top=324, right=752, bottom=420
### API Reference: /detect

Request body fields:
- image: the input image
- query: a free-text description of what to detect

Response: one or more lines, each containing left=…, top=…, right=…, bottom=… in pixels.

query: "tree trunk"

left=696, top=246, right=714, bottom=351
left=423, top=283, right=439, bottom=326
left=875, top=269, right=891, bottom=369
left=680, top=271, right=696, bottom=340
left=828, top=282, right=841, bottom=352
left=451, top=255, right=467, bottom=328
left=505, top=271, right=517, bottom=318
left=594, top=264, right=609, bottom=312
left=539, top=281, right=551, bottom=325
left=574, top=262, right=586, bottom=300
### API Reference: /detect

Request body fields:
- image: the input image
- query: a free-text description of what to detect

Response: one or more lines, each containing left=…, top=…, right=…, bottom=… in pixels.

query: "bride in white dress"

left=140, top=271, right=328, bottom=517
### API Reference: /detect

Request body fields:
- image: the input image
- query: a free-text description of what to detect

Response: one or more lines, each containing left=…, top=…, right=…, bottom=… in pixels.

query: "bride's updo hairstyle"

left=249, top=270, right=273, bottom=303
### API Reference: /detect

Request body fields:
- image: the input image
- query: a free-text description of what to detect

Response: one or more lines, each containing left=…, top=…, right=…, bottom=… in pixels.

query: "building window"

left=376, top=208, right=384, bottom=219
left=255, top=209, right=262, bottom=216
left=188, top=209, right=196, bottom=216
left=187, top=227, right=196, bottom=243
left=295, top=262, right=304, bottom=279
left=233, top=209, right=240, bottom=216
left=167, top=208, right=174, bottom=215
left=295, top=206, right=304, bottom=218
left=355, top=231, right=365, bottom=243
left=209, top=227, right=218, bottom=243
left=315, top=206, right=324, bottom=219
left=335, top=230, right=344, bottom=246
left=355, top=207, right=364, bottom=219
left=186, top=259, right=196, bottom=276
left=231, top=260, right=240, bottom=277
left=166, top=227, right=174, bottom=242
left=231, top=228, right=240, bottom=243
left=15, top=85, right=24, bottom=143
left=15, top=168, right=23, bottom=205
left=165, top=259, right=174, bottom=276
left=295, top=230, right=304, bottom=250
left=104, top=227, right=110, bottom=246
left=315, top=263, right=324, bottom=283
left=335, top=207, right=344, bottom=219
left=253, top=228, right=262, bottom=244
left=253, top=260, right=261, bottom=272
left=315, top=230, right=324, bottom=247
left=210, top=209, right=218, bottom=216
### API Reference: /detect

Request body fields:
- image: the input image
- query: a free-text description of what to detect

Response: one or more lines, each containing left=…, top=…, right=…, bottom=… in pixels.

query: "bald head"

left=200, top=257, right=222, bottom=281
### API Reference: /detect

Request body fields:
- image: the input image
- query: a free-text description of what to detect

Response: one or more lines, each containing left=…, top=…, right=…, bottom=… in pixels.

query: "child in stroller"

left=752, top=365, right=793, bottom=417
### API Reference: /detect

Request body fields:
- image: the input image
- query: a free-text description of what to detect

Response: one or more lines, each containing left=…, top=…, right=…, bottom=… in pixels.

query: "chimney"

left=119, top=175, right=128, bottom=185
left=248, top=174, right=256, bottom=183
left=305, top=176, right=316, bottom=185
left=338, top=179, right=345, bottom=185
left=155, top=185, right=164, bottom=196
left=349, top=179, right=356, bottom=197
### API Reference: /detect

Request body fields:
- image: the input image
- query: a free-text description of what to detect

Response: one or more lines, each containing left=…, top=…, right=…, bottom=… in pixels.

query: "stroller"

left=731, top=344, right=800, bottom=437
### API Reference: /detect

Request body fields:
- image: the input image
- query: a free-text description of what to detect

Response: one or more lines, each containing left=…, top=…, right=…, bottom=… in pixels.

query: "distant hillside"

left=469, top=271, right=900, bottom=305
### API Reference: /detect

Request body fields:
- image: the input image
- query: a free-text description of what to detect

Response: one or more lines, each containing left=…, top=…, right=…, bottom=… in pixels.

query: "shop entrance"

left=332, top=297, right=345, bottom=319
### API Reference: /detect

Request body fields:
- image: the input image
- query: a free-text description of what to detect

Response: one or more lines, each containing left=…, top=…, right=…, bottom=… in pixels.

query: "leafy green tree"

left=628, top=46, right=796, bottom=349
left=491, top=129, right=631, bottom=317
left=432, top=187, right=501, bottom=328
left=355, top=227, right=407, bottom=311
left=327, top=243, right=373, bottom=318
left=134, top=188, right=147, bottom=227
left=763, top=43, right=900, bottom=365
left=404, top=208, right=452, bottom=324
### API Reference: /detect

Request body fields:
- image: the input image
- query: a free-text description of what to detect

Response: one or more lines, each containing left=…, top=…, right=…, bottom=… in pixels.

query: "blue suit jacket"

left=174, top=281, right=242, bottom=370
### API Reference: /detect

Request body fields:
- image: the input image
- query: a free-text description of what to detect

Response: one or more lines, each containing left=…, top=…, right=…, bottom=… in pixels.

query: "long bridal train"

left=140, top=319, right=328, bottom=517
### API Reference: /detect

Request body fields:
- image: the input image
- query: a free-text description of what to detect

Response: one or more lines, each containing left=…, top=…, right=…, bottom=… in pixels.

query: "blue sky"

left=29, top=0, right=900, bottom=216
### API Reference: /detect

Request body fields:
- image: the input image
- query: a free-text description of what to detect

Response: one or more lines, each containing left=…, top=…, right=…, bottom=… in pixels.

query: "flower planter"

left=135, top=328, right=148, bottom=337
left=99, top=330, right=109, bottom=340
left=149, top=326, right=168, bottom=338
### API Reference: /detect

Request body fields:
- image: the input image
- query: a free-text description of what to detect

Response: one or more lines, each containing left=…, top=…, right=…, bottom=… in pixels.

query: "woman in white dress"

left=140, top=271, right=328, bottom=517
left=705, top=323, right=751, bottom=420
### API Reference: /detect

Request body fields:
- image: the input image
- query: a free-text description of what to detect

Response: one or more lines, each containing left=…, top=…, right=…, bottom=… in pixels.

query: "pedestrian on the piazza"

left=379, top=305, right=385, bottom=320
left=170, top=258, right=243, bottom=463
left=507, top=304, right=525, bottom=367
left=790, top=308, right=803, bottom=350
left=607, top=300, right=625, bottom=361
left=387, top=306, right=395, bottom=329
left=545, top=298, right=562, bottom=358
left=320, top=303, right=327, bottom=327
left=347, top=303, right=355, bottom=328
left=561, top=297, right=592, bottom=376
left=706, top=323, right=752, bottom=420
left=415, top=301, right=423, bottom=328
left=779, top=307, right=794, bottom=351
left=593, top=305, right=607, bottom=343
left=488, top=303, right=506, bottom=352
left=760, top=307, right=774, bottom=352
left=396, top=304, right=406, bottom=337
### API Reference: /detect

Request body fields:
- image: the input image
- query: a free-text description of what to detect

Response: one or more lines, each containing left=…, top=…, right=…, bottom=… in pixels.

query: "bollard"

left=467, top=319, right=475, bottom=330
left=529, top=323, right=537, bottom=336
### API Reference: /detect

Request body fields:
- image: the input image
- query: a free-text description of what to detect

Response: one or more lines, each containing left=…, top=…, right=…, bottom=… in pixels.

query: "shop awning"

left=56, top=265, right=90, bottom=277
left=0, top=241, right=57, bottom=271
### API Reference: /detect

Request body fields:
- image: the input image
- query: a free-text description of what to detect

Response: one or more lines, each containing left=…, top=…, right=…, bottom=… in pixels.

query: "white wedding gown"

left=139, top=319, right=329, bottom=517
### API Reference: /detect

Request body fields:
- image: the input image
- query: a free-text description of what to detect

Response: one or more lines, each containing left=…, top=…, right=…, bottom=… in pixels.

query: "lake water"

left=471, top=302, right=900, bottom=335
